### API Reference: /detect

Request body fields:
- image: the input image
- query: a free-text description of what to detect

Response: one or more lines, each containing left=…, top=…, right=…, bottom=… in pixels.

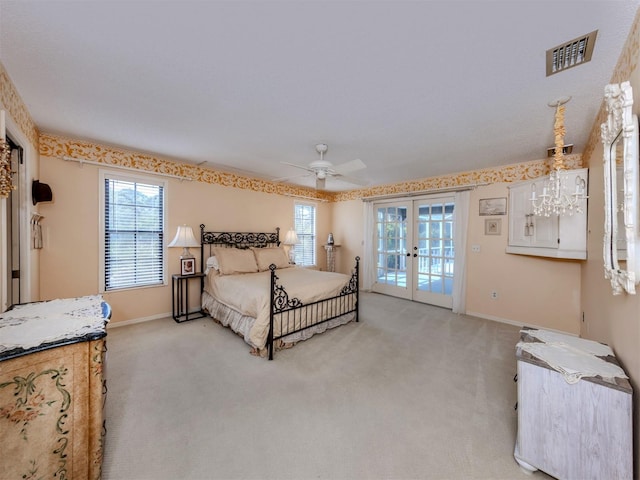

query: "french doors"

left=372, top=196, right=455, bottom=308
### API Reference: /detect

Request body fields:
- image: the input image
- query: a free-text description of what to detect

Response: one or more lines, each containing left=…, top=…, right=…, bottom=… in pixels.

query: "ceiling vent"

left=546, top=30, right=598, bottom=76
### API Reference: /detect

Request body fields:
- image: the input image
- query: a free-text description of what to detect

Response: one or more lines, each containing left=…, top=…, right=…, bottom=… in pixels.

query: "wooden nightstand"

left=171, top=272, right=206, bottom=323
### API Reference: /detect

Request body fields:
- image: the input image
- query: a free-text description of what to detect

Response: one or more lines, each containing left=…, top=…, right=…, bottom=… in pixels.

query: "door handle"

left=406, top=253, right=411, bottom=257
left=413, top=253, right=417, bottom=257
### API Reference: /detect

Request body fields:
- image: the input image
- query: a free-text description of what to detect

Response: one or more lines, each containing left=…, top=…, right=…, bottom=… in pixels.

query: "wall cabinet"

left=506, top=168, right=588, bottom=259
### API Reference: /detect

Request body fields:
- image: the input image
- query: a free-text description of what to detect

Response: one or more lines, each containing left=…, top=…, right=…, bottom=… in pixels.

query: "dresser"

left=0, top=296, right=110, bottom=480
left=514, top=329, right=632, bottom=480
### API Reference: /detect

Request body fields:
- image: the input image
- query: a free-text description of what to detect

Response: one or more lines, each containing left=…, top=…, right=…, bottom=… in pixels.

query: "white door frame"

left=370, top=194, right=456, bottom=308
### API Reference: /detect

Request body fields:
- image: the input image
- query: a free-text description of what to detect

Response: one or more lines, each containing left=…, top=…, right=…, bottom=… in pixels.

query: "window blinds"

left=104, top=178, right=164, bottom=290
left=294, top=203, right=316, bottom=267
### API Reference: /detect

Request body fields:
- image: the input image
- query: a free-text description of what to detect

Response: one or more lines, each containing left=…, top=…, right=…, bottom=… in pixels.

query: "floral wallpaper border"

left=41, top=133, right=584, bottom=204
left=39, top=134, right=333, bottom=202
left=332, top=155, right=583, bottom=202
left=0, top=62, right=39, bottom=151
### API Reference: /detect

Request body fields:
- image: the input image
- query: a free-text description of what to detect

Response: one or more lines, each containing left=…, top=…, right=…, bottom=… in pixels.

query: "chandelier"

left=530, top=97, right=587, bottom=217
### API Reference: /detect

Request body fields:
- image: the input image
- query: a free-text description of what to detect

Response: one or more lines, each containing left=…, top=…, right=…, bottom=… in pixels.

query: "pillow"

left=206, top=256, right=219, bottom=270
left=211, top=247, right=259, bottom=275
left=252, top=247, right=291, bottom=271
left=205, top=256, right=219, bottom=275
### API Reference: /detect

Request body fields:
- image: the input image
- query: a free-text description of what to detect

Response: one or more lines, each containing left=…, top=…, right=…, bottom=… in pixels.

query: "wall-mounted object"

left=31, top=213, right=44, bottom=249
left=506, top=169, right=588, bottom=260
left=479, top=197, right=507, bottom=216
left=484, top=218, right=501, bottom=235
left=32, top=180, right=53, bottom=205
left=601, top=81, right=640, bottom=295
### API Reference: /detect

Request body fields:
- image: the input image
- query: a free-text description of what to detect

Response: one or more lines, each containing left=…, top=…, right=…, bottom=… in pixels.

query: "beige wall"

left=465, top=183, right=581, bottom=332
left=38, top=154, right=331, bottom=323
left=580, top=56, right=640, bottom=472
left=330, top=199, right=364, bottom=274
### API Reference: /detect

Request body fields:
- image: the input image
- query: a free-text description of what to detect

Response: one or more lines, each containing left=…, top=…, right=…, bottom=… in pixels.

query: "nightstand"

left=171, top=272, right=206, bottom=323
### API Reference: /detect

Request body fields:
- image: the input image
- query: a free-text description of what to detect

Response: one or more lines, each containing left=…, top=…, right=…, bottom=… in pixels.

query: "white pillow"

left=206, top=256, right=219, bottom=270
left=205, top=256, right=219, bottom=275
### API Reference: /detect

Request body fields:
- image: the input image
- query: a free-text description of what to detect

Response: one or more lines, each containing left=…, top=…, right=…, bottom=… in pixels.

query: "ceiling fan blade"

left=333, top=158, right=366, bottom=174
left=280, top=161, right=314, bottom=173
left=272, top=172, right=313, bottom=183
left=334, top=174, right=369, bottom=187
left=316, top=177, right=326, bottom=190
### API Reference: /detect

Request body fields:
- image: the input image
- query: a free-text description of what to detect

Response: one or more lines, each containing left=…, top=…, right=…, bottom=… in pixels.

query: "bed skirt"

left=201, top=290, right=355, bottom=355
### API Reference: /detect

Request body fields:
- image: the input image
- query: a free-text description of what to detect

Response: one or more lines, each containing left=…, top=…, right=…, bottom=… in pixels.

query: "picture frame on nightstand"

left=180, top=257, right=196, bottom=275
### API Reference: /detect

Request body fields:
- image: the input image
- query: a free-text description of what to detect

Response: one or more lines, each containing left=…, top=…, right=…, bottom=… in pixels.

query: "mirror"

left=602, top=81, right=640, bottom=294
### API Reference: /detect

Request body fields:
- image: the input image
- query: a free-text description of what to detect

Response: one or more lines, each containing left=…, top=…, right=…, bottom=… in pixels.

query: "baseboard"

left=465, top=311, right=578, bottom=336
left=107, top=312, right=171, bottom=329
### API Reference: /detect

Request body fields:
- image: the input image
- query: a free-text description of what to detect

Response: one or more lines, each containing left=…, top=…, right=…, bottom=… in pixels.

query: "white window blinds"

left=294, top=202, right=316, bottom=266
left=102, top=175, right=165, bottom=291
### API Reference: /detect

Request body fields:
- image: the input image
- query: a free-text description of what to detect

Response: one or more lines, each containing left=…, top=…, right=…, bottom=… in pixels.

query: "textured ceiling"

left=1, top=1, right=639, bottom=191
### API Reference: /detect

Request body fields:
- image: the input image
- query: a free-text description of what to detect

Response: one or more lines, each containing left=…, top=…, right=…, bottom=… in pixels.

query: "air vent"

left=546, top=30, right=598, bottom=76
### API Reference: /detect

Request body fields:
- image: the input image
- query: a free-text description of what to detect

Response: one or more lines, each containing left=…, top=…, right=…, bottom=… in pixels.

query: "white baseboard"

left=465, top=311, right=578, bottom=336
left=107, top=312, right=171, bottom=329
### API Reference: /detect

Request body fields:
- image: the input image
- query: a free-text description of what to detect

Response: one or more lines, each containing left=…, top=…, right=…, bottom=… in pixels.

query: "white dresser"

left=514, top=329, right=633, bottom=480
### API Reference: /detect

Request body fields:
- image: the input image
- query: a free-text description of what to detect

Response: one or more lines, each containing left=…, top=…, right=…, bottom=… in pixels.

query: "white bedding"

left=204, top=267, right=354, bottom=349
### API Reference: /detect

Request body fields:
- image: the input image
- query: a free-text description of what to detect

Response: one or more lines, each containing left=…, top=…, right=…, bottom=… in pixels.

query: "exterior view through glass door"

left=372, top=196, right=455, bottom=308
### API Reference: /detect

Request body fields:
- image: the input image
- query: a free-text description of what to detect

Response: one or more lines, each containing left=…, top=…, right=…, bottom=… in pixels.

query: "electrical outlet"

left=491, top=291, right=498, bottom=299
left=471, top=244, right=481, bottom=253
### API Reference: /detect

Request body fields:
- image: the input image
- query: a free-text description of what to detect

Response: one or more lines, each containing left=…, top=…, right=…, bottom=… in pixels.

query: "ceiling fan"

left=275, top=143, right=368, bottom=190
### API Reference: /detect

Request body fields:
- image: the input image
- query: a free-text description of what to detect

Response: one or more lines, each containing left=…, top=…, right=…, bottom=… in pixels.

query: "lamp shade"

left=168, top=225, right=199, bottom=259
left=283, top=229, right=299, bottom=245
left=168, top=225, right=200, bottom=248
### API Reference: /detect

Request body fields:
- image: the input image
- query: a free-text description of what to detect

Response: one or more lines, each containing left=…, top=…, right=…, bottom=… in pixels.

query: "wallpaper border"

left=39, top=134, right=332, bottom=201
left=40, top=133, right=584, bottom=204
left=0, top=62, right=39, bottom=150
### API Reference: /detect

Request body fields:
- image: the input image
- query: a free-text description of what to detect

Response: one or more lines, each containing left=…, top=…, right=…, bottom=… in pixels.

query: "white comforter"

left=205, top=267, right=352, bottom=349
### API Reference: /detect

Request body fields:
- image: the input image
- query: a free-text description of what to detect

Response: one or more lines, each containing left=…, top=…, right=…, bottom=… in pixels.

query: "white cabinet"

left=514, top=330, right=633, bottom=480
left=506, top=168, right=588, bottom=259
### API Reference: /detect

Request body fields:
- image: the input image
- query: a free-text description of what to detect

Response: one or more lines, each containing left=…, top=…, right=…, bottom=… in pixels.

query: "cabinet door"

left=531, top=214, right=558, bottom=248
left=508, top=183, right=532, bottom=246
left=509, top=180, right=559, bottom=249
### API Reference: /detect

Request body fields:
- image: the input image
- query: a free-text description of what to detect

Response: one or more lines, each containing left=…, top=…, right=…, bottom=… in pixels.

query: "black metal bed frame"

left=200, top=225, right=360, bottom=360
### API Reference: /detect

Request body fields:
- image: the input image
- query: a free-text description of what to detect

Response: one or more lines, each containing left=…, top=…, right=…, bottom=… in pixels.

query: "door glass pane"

left=416, top=200, right=455, bottom=296
left=376, top=205, right=408, bottom=288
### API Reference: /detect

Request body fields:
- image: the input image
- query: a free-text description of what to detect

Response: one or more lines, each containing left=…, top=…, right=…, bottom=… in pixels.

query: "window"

left=294, top=202, right=316, bottom=267
left=100, top=172, right=166, bottom=291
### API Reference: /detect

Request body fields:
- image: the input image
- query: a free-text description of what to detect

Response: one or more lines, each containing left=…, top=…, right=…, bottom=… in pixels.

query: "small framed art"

left=485, top=218, right=501, bottom=235
left=479, top=197, right=507, bottom=216
left=180, top=258, right=196, bottom=276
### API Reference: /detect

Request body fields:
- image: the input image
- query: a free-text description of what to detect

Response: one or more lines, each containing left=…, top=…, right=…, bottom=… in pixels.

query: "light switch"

left=471, top=244, right=481, bottom=253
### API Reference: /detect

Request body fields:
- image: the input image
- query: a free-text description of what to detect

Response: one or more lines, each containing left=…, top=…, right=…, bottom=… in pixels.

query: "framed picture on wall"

left=479, top=197, right=507, bottom=216
left=180, top=258, right=196, bottom=276
left=485, top=218, right=501, bottom=235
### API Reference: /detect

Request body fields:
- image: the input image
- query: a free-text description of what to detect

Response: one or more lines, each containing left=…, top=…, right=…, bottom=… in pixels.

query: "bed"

left=199, top=226, right=359, bottom=359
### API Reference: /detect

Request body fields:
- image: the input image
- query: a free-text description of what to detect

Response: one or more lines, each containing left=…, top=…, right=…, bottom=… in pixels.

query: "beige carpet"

left=102, top=292, right=547, bottom=480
